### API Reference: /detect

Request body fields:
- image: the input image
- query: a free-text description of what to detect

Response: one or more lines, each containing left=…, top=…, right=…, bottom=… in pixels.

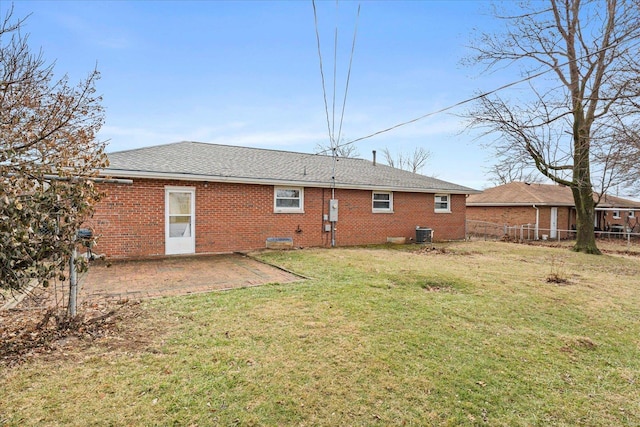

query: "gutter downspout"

left=533, top=204, right=539, bottom=240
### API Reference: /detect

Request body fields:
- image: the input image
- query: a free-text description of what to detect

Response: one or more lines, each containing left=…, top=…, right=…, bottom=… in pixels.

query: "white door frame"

left=550, top=207, right=558, bottom=239
left=165, top=186, right=196, bottom=255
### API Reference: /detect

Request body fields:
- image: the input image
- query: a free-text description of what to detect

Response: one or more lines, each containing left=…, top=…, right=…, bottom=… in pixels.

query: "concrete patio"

left=79, top=253, right=303, bottom=302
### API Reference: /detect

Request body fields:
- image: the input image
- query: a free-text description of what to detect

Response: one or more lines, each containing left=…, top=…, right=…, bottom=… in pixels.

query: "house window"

left=274, top=187, right=304, bottom=213
left=372, top=192, right=393, bottom=212
left=434, top=194, right=451, bottom=213
left=628, top=211, right=635, bottom=218
left=612, top=210, right=621, bottom=219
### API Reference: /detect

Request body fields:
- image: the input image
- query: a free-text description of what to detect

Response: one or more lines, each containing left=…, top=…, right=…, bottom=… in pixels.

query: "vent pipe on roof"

left=372, top=150, right=376, bottom=166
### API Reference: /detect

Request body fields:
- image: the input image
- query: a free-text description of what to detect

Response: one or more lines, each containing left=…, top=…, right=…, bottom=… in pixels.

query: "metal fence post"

left=68, top=246, right=77, bottom=318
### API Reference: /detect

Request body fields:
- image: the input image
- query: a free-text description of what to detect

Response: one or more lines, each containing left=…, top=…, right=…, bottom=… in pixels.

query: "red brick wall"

left=90, top=179, right=468, bottom=259
left=329, top=190, right=466, bottom=245
left=467, top=205, right=575, bottom=238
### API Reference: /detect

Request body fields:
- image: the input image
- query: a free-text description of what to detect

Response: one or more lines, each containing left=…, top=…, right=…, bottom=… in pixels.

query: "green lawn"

left=2, top=241, right=639, bottom=426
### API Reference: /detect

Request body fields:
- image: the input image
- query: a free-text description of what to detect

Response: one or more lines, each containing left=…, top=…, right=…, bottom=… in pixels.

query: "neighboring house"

left=466, top=181, right=640, bottom=239
left=90, top=141, right=478, bottom=259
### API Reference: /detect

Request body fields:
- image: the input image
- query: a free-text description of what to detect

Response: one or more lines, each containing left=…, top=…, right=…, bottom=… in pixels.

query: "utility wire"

left=313, top=0, right=361, bottom=153
left=313, top=0, right=362, bottom=250
left=312, top=0, right=333, bottom=147
left=331, top=1, right=338, bottom=148
left=331, top=36, right=638, bottom=152
left=336, top=3, right=360, bottom=148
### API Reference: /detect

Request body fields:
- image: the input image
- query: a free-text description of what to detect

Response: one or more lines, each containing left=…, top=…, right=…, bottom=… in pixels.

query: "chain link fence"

left=467, top=219, right=640, bottom=246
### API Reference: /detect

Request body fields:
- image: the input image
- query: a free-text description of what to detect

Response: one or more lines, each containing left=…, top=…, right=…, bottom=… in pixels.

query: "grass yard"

left=1, top=241, right=639, bottom=426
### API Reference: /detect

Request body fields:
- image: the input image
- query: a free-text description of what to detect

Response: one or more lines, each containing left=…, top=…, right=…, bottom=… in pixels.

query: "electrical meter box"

left=329, top=199, right=338, bottom=222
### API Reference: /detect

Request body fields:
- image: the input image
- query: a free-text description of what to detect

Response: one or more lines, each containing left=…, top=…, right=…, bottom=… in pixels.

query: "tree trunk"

left=571, top=118, right=601, bottom=254
left=572, top=185, right=601, bottom=254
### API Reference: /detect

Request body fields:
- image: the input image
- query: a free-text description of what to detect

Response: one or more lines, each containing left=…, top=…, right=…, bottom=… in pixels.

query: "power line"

left=333, top=35, right=639, bottom=152
left=331, top=1, right=338, bottom=147
left=312, top=0, right=332, bottom=147
left=336, top=3, right=360, bottom=148
left=312, top=0, right=362, bottom=248
left=312, top=0, right=361, bottom=153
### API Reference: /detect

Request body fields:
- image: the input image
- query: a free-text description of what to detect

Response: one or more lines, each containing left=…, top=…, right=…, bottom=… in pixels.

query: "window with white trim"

left=612, top=210, right=621, bottom=219
left=274, top=187, right=304, bottom=213
left=372, top=191, right=393, bottom=212
left=434, top=194, right=451, bottom=213
left=629, top=211, right=636, bottom=218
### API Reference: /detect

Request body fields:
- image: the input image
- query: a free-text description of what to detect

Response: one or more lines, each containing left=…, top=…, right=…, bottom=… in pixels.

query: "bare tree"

left=486, top=161, right=546, bottom=186
left=315, top=140, right=360, bottom=158
left=467, top=0, right=640, bottom=254
left=0, top=9, right=107, bottom=295
left=483, top=142, right=547, bottom=185
left=605, top=124, right=640, bottom=196
left=381, top=147, right=431, bottom=174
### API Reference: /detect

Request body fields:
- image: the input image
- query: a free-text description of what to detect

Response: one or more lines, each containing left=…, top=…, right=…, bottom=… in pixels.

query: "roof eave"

left=99, top=169, right=479, bottom=195
left=467, top=202, right=575, bottom=207
left=597, top=205, right=640, bottom=209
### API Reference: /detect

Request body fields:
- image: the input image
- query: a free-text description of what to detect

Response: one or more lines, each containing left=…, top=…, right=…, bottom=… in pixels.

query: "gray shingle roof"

left=103, top=141, right=477, bottom=194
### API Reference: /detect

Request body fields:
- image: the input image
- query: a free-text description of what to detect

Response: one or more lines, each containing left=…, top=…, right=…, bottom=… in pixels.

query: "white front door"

left=165, top=187, right=195, bottom=255
left=550, top=207, right=558, bottom=239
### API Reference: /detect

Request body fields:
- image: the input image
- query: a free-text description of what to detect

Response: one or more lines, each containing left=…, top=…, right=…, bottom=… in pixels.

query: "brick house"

left=91, top=141, right=478, bottom=259
left=466, top=182, right=640, bottom=239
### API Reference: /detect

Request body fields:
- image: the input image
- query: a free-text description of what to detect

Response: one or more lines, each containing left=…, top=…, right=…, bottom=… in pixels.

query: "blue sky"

left=7, top=1, right=513, bottom=190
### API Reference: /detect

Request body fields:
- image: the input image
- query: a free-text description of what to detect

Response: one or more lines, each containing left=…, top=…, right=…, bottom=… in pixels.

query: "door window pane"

left=169, top=216, right=191, bottom=237
left=169, top=192, right=192, bottom=215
